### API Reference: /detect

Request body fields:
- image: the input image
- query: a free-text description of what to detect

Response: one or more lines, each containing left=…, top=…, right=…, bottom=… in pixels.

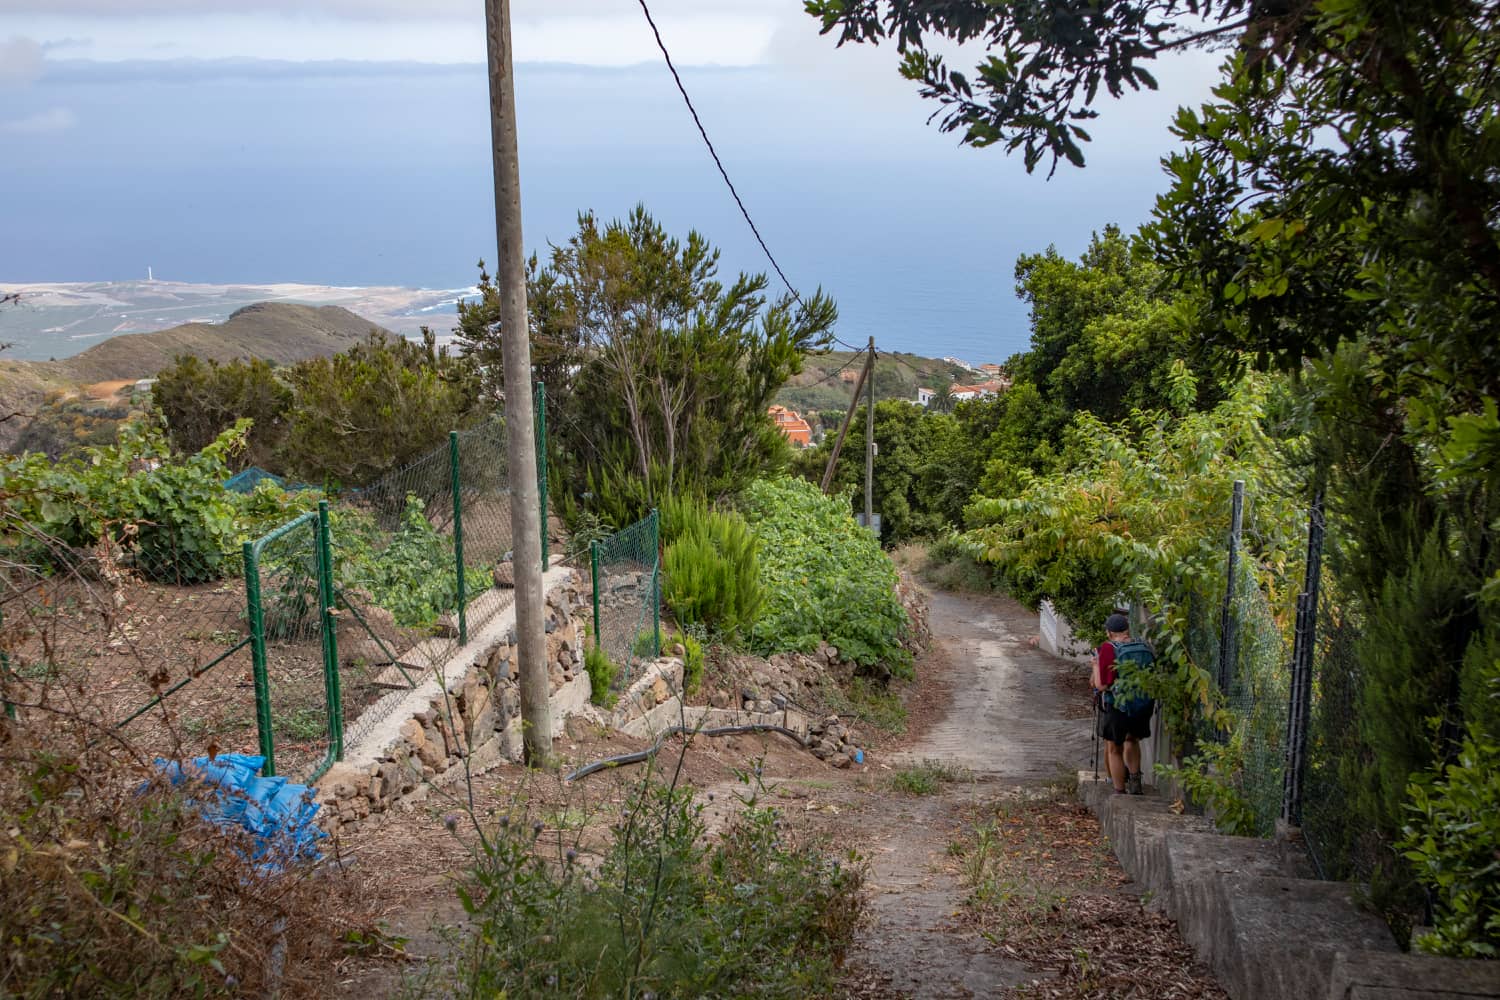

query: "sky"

left=0, top=1, right=1225, bottom=363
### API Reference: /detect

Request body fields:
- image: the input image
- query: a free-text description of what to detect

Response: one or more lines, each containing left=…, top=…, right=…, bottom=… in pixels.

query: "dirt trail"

left=836, top=589, right=1095, bottom=998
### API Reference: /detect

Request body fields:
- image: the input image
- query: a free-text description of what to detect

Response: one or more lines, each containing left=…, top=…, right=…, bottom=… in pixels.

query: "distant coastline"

left=0, top=280, right=474, bottom=362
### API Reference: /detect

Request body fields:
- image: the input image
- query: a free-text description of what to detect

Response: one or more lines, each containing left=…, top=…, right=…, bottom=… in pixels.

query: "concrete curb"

left=1076, top=772, right=1499, bottom=1000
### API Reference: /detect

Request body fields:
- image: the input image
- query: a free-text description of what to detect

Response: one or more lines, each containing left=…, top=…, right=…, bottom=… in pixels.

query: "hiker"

left=1091, top=612, right=1155, bottom=795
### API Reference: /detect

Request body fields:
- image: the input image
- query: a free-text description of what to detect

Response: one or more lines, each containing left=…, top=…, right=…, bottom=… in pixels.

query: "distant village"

left=769, top=357, right=1009, bottom=449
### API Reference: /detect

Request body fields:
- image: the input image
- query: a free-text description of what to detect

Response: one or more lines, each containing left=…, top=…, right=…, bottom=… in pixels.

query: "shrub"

left=666, top=628, right=706, bottom=695
left=0, top=736, right=361, bottom=998
left=1399, top=721, right=1500, bottom=958
left=585, top=642, right=619, bottom=707
left=2, top=419, right=249, bottom=584
left=661, top=495, right=762, bottom=642
left=451, top=771, right=864, bottom=997
left=739, top=477, right=910, bottom=675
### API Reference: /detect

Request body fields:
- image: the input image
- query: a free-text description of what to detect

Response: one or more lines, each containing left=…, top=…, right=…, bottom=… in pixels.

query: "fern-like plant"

left=661, top=496, right=763, bottom=643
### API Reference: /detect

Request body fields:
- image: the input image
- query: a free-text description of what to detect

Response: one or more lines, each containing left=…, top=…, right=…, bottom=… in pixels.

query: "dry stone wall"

left=317, top=569, right=593, bottom=835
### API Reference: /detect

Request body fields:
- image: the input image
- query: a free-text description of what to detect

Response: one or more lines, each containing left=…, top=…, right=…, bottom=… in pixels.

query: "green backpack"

left=1103, top=639, right=1155, bottom=716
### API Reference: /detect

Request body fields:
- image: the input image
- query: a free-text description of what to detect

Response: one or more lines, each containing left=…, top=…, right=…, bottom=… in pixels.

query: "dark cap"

left=1105, top=613, right=1130, bottom=634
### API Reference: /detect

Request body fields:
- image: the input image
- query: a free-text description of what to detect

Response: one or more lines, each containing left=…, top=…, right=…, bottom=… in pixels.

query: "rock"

left=810, top=743, right=834, bottom=760
left=493, top=562, right=515, bottom=588
left=433, top=614, right=460, bottom=639
left=832, top=753, right=853, bottom=769
left=755, top=700, right=775, bottom=715
left=651, top=676, right=670, bottom=705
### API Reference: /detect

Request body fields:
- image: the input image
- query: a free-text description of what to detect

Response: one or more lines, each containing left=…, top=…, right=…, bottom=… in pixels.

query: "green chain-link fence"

left=589, top=510, right=661, bottom=691
left=0, top=509, right=264, bottom=767
left=244, top=508, right=337, bottom=781
left=48, top=388, right=551, bottom=783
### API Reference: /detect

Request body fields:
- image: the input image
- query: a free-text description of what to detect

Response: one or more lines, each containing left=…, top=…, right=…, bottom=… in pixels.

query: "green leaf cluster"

left=661, top=495, right=763, bottom=644
left=2, top=418, right=251, bottom=583
left=1400, top=708, right=1500, bottom=958
left=739, top=477, right=910, bottom=675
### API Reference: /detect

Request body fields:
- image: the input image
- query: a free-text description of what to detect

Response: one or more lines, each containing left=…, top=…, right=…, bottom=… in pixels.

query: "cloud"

left=0, top=36, right=44, bottom=85
left=0, top=107, right=77, bottom=133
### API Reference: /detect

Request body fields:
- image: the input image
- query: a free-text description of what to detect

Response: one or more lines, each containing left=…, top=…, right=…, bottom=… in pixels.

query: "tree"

left=153, top=355, right=292, bottom=470
left=928, top=383, right=956, bottom=414
left=493, top=207, right=838, bottom=526
left=281, top=330, right=481, bottom=486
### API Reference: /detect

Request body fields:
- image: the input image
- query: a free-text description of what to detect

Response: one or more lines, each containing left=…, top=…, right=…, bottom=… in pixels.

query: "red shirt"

left=1097, top=641, right=1118, bottom=687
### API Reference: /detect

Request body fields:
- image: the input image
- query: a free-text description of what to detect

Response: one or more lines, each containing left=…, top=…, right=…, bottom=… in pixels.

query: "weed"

left=447, top=760, right=865, bottom=997
left=890, top=759, right=972, bottom=795
left=822, top=676, right=908, bottom=734
left=585, top=642, right=619, bottom=708
left=275, top=706, right=327, bottom=742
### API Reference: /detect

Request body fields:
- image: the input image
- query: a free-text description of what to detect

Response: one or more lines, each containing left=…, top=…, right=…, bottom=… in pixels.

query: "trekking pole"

left=1092, top=697, right=1100, bottom=781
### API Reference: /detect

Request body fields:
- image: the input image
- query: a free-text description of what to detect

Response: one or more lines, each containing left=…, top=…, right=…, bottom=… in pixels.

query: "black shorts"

left=1099, top=704, right=1152, bottom=745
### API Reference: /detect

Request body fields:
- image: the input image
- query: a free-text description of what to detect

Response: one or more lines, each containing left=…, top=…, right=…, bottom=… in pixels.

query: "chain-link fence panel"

left=1223, top=557, right=1291, bottom=837
left=590, top=511, right=660, bottom=690
left=0, top=508, right=261, bottom=765
left=246, top=511, right=335, bottom=782
left=330, top=442, right=471, bottom=751
left=1300, top=562, right=1374, bottom=880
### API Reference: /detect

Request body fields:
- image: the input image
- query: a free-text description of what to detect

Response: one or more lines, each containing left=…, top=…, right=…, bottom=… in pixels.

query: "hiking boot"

left=1126, top=771, right=1144, bottom=795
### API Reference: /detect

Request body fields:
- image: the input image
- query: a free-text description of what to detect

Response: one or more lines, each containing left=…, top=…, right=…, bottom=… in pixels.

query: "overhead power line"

left=633, top=0, right=867, bottom=355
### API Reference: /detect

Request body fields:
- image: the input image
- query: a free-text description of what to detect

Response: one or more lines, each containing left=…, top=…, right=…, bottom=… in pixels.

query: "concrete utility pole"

left=484, top=0, right=552, bottom=762
left=864, top=336, right=875, bottom=528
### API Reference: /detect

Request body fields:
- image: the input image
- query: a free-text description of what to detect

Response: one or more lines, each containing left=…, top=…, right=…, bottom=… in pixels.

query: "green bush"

left=661, top=496, right=762, bottom=642
left=2, top=419, right=249, bottom=584
left=585, top=642, right=619, bottom=707
left=1399, top=720, right=1500, bottom=958
left=739, top=477, right=911, bottom=675
left=451, top=773, right=864, bottom=998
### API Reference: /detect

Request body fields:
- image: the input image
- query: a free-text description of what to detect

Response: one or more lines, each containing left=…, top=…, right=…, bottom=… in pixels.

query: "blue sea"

left=0, top=58, right=1199, bottom=364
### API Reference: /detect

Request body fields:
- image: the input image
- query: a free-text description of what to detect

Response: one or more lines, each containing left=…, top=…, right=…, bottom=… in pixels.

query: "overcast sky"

left=0, top=1, right=1225, bottom=361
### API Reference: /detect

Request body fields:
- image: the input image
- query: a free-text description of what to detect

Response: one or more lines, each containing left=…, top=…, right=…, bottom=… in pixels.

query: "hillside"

left=775, top=350, right=978, bottom=423
left=0, top=302, right=390, bottom=452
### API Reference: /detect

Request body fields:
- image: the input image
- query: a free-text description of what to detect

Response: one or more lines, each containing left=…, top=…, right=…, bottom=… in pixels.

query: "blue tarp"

left=154, top=753, right=325, bottom=872
left=223, top=467, right=287, bottom=494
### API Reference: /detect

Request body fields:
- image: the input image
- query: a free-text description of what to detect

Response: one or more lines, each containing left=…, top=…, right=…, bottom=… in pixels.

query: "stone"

left=493, top=562, right=515, bottom=588
left=832, top=753, right=852, bottom=769
left=811, top=743, right=835, bottom=761
left=433, top=614, right=460, bottom=639
left=709, top=688, right=731, bottom=709
left=651, top=677, right=670, bottom=705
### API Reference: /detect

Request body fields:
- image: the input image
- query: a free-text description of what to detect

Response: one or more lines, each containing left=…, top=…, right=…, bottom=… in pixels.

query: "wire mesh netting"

left=330, top=419, right=517, bottom=751
left=1223, top=557, right=1292, bottom=836
left=1299, top=556, right=1374, bottom=881
left=0, top=510, right=262, bottom=767
left=590, top=511, right=660, bottom=690
left=248, top=512, right=335, bottom=782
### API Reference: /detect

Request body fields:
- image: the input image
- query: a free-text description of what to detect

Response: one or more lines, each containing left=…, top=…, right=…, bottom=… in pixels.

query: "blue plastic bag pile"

left=153, top=753, right=325, bottom=873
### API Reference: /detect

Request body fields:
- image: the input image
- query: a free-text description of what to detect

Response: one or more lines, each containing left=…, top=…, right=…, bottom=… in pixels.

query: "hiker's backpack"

left=1102, top=639, right=1155, bottom=716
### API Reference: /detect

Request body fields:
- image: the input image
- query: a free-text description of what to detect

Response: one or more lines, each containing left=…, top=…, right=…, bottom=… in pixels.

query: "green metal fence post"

left=651, top=507, right=661, bottom=657
left=243, top=540, right=276, bottom=776
left=590, top=538, right=602, bottom=652
left=450, top=430, right=468, bottom=646
left=317, top=500, right=344, bottom=762
left=535, top=381, right=549, bottom=567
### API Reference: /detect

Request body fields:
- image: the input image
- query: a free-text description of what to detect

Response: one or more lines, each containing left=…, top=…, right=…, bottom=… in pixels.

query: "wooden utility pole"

left=485, top=0, right=552, bottom=762
left=820, top=344, right=875, bottom=494
left=864, top=336, right=875, bottom=528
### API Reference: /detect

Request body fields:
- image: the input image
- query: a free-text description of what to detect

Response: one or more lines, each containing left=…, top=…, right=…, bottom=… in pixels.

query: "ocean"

left=0, top=58, right=1195, bottom=365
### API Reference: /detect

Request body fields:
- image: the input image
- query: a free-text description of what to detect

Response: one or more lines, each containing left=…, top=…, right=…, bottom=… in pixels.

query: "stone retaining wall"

left=1077, top=773, right=1499, bottom=1000
left=317, top=568, right=593, bottom=835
